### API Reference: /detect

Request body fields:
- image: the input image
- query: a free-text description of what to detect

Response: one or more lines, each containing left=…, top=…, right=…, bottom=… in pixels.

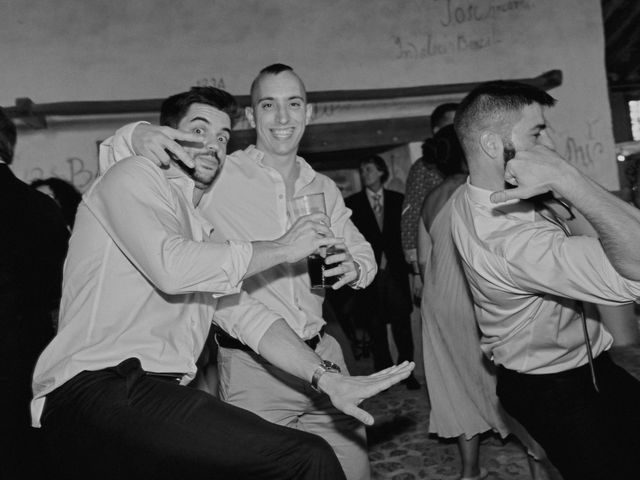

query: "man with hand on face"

left=449, top=80, right=640, bottom=480
left=100, top=65, right=411, bottom=480
left=33, top=86, right=413, bottom=480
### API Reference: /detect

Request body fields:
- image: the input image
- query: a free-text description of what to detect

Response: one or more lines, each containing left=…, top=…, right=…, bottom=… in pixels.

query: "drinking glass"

left=288, top=193, right=339, bottom=289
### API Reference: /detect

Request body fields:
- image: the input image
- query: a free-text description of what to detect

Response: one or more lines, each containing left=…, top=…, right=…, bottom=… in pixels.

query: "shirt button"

left=278, top=194, right=283, bottom=199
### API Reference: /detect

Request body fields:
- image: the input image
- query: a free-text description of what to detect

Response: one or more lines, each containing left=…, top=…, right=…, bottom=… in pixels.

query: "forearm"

left=554, top=172, right=640, bottom=280
left=257, top=317, right=416, bottom=426
left=256, top=318, right=323, bottom=383
left=244, top=241, right=290, bottom=279
left=416, top=218, right=429, bottom=280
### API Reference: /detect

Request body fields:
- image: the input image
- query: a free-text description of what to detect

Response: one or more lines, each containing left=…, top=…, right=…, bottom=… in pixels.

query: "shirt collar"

left=246, top=145, right=317, bottom=187
left=366, top=187, right=383, bottom=198
left=466, top=178, right=535, bottom=222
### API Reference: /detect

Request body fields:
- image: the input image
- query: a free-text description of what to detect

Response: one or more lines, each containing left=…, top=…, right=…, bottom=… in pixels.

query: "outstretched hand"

left=132, top=124, right=205, bottom=169
left=318, top=361, right=416, bottom=425
left=490, top=145, right=578, bottom=204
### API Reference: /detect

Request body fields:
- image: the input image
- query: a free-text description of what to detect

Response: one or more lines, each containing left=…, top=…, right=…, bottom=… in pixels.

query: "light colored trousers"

left=218, top=333, right=370, bottom=480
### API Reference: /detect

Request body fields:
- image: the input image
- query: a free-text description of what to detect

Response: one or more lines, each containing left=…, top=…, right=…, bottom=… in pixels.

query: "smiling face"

left=177, top=103, right=231, bottom=189
left=245, top=70, right=312, bottom=159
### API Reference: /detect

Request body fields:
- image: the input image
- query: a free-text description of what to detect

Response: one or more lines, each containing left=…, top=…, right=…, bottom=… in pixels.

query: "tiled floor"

left=355, top=345, right=640, bottom=480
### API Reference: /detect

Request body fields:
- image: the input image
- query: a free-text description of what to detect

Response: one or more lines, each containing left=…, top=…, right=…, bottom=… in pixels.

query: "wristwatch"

left=311, top=360, right=341, bottom=392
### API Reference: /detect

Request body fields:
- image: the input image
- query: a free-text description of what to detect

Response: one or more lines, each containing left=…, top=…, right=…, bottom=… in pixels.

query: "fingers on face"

left=167, top=140, right=196, bottom=167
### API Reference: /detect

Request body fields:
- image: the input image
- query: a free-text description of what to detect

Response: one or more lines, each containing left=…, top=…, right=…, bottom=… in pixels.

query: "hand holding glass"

left=288, top=193, right=341, bottom=289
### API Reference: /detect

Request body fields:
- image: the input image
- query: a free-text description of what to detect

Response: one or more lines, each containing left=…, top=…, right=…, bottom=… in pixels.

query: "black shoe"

left=403, top=374, right=420, bottom=390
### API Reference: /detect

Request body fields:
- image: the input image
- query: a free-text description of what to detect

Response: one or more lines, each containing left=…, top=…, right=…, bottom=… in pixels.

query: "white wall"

left=0, top=0, right=615, bottom=191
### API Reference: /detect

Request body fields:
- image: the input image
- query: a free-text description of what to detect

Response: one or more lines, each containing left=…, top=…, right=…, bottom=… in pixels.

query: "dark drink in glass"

left=308, top=246, right=341, bottom=289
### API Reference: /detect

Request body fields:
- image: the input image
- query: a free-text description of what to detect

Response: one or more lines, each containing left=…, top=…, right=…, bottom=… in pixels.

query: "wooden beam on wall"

left=229, top=115, right=430, bottom=155
left=2, top=69, right=562, bottom=128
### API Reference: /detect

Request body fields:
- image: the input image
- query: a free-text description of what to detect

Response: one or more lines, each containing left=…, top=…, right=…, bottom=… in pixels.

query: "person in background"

left=31, top=177, right=82, bottom=230
left=33, top=86, right=413, bottom=480
left=417, top=130, right=494, bottom=480
left=99, top=65, right=409, bottom=480
left=401, top=102, right=458, bottom=302
left=450, top=80, right=640, bottom=479
left=346, top=155, right=420, bottom=390
left=0, top=107, right=70, bottom=479
left=417, top=133, right=555, bottom=480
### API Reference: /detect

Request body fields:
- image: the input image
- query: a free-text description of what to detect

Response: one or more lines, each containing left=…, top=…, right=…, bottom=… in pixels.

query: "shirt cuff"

left=209, top=240, right=253, bottom=298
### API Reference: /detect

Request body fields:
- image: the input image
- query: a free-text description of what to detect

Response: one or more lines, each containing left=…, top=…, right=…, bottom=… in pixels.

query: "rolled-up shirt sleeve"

left=327, top=182, right=376, bottom=288
left=98, top=121, right=148, bottom=174
left=87, top=157, right=252, bottom=296
left=503, top=222, right=640, bottom=304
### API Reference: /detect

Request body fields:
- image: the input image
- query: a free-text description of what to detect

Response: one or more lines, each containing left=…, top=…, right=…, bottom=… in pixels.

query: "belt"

left=214, top=325, right=326, bottom=352
left=144, top=372, right=183, bottom=384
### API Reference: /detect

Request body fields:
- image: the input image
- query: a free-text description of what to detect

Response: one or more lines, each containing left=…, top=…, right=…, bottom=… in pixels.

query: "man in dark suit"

left=346, top=155, right=420, bottom=390
left=0, top=107, right=70, bottom=478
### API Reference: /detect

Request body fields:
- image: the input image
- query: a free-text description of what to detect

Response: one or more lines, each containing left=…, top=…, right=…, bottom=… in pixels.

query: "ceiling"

left=603, top=0, right=640, bottom=88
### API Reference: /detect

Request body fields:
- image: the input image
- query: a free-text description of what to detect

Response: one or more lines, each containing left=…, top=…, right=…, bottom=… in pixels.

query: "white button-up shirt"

left=100, top=124, right=376, bottom=350
left=450, top=180, right=640, bottom=374
left=31, top=157, right=252, bottom=426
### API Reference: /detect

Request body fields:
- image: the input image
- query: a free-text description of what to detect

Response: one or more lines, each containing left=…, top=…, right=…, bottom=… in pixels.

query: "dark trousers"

left=1, top=312, right=54, bottom=480
left=41, top=358, right=346, bottom=480
left=357, top=269, right=414, bottom=371
left=497, top=352, right=640, bottom=480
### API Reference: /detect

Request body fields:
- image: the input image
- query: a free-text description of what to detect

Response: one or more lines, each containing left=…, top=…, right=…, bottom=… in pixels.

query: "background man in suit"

left=0, top=107, right=70, bottom=478
left=346, top=155, right=420, bottom=390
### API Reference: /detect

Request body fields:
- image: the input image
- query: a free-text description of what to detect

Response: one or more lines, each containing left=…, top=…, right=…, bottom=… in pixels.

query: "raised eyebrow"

left=188, top=116, right=211, bottom=125
left=257, top=95, right=306, bottom=103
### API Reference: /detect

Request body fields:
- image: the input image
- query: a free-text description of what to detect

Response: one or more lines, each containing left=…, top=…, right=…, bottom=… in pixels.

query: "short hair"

left=160, top=86, right=238, bottom=129
left=0, top=107, right=17, bottom=165
left=249, top=63, right=307, bottom=104
left=360, top=155, right=389, bottom=185
left=31, top=177, right=82, bottom=228
left=430, top=124, right=467, bottom=177
left=430, top=103, right=458, bottom=133
left=454, top=81, right=556, bottom=156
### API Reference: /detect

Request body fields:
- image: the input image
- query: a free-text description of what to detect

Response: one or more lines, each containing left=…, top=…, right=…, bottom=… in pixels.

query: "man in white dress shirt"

left=33, top=86, right=413, bottom=480
left=449, top=80, right=640, bottom=480
left=99, top=64, right=399, bottom=480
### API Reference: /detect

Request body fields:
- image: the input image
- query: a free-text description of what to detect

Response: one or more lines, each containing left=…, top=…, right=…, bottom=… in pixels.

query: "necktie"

left=536, top=199, right=599, bottom=392
left=372, top=193, right=383, bottom=229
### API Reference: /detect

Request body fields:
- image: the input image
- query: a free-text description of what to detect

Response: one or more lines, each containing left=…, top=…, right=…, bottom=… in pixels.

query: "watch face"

left=321, top=360, right=341, bottom=373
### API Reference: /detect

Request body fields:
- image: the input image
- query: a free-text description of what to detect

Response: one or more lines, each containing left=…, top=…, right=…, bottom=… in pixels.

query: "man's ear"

left=305, top=103, right=313, bottom=125
left=479, top=131, right=502, bottom=159
left=245, top=106, right=256, bottom=128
